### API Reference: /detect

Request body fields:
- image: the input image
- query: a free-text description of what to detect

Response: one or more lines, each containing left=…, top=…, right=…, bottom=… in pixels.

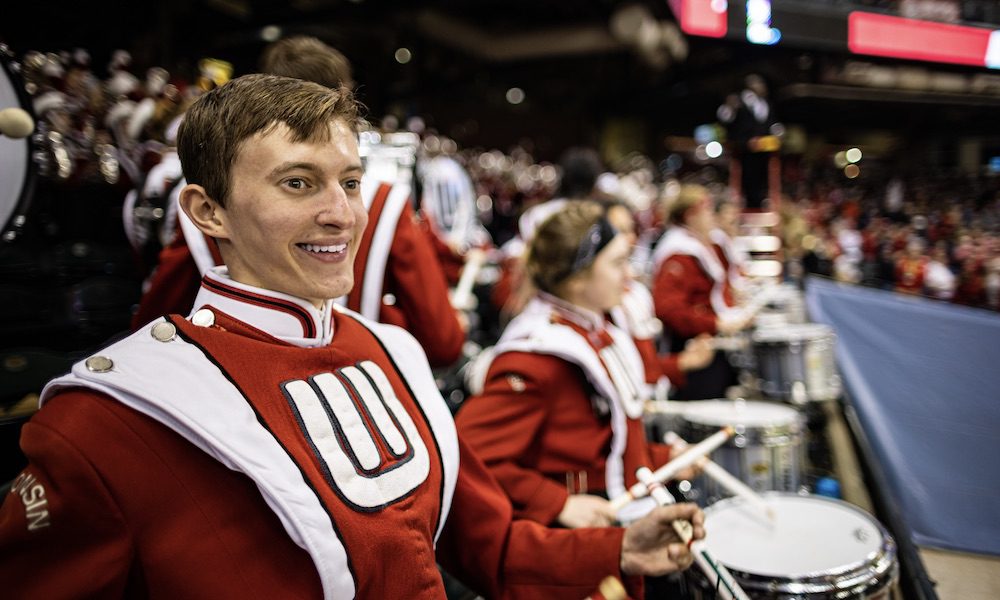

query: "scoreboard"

left=668, top=0, right=1000, bottom=69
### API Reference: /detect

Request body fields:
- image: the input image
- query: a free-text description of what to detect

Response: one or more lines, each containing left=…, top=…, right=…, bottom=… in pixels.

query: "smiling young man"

left=0, top=75, right=703, bottom=599
left=131, top=36, right=466, bottom=369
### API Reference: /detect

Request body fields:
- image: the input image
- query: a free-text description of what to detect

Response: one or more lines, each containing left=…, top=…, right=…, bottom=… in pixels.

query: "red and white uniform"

left=610, top=282, right=686, bottom=392
left=456, top=294, right=672, bottom=525
left=0, top=268, right=634, bottom=599
left=652, top=226, right=740, bottom=339
left=131, top=179, right=464, bottom=367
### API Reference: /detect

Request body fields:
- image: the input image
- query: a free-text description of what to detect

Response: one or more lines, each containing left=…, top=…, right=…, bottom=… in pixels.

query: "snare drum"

left=690, top=492, right=898, bottom=599
left=614, top=495, right=658, bottom=526
left=680, top=400, right=803, bottom=504
left=0, top=46, right=38, bottom=241
left=752, top=323, right=841, bottom=402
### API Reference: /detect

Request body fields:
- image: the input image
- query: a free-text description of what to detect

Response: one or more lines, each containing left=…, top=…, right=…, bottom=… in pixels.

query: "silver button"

left=151, top=321, right=177, bottom=342
left=191, top=309, right=215, bottom=327
left=85, top=356, right=114, bottom=373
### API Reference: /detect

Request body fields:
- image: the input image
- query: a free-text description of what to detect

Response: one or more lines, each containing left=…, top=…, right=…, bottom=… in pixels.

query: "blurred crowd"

left=779, top=174, right=1000, bottom=311
left=7, top=42, right=1000, bottom=336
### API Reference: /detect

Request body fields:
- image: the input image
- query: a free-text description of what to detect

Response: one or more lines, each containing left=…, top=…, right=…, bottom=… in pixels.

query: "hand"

left=455, top=309, right=470, bottom=334
left=716, top=311, right=752, bottom=335
left=557, top=494, right=616, bottom=529
left=677, top=334, right=715, bottom=372
left=620, top=503, right=705, bottom=577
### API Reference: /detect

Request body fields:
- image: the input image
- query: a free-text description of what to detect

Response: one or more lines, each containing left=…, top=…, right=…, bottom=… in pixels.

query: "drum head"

left=703, top=493, right=888, bottom=578
left=0, top=49, right=36, bottom=237
left=752, top=323, right=832, bottom=344
left=681, top=399, right=799, bottom=428
left=615, top=495, right=657, bottom=525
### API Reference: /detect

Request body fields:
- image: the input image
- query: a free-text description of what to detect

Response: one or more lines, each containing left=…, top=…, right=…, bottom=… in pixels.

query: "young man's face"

left=218, top=119, right=368, bottom=306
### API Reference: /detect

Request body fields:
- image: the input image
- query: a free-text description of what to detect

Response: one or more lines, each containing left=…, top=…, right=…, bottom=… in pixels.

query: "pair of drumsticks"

left=609, top=425, right=773, bottom=600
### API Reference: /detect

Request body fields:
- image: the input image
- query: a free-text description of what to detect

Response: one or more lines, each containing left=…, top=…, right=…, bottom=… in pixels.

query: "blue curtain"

left=805, top=277, right=1000, bottom=556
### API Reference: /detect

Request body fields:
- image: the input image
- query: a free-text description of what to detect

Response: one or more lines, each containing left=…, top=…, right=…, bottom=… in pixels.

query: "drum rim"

left=0, top=46, right=39, bottom=238
left=681, top=400, right=803, bottom=443
left=700, top=492, right=898, bottom=595
left=752, top=323, right=835, bottom=343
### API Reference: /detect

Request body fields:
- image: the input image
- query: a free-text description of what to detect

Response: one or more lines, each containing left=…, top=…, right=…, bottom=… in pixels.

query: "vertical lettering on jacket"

left=10, top=472, right=51, bottom=531
left=283, top=360, right=430, bottom=511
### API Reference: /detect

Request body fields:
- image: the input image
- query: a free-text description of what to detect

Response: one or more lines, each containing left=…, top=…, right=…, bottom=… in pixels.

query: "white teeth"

left=301, top=243, right=347, bottom=253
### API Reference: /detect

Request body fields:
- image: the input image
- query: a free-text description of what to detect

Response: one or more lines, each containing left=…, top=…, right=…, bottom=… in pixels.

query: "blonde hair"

left=526, top=201, right=607, bottom=295
left=668, top=184, right=711, bottom=226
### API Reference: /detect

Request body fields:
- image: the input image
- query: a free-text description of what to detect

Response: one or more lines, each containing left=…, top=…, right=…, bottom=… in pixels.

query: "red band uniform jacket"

left=456, top=294, right=673, bottom=526
left=0, top=268, right=634, bottom=599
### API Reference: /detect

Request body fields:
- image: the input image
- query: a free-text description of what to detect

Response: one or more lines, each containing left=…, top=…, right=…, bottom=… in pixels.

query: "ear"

left=179, top=183, right=231, bottom=240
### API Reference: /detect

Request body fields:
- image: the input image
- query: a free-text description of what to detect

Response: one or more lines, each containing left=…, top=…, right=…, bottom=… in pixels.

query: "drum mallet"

left=610, top=426, right=734, bottom=512
left=635, top=467, right=751, bottom=600
left=665, top=431, right=775, bottom=522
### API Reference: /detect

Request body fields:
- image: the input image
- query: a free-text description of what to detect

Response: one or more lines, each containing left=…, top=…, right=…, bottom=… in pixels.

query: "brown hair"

left=527, top=201, right=607, bottom=295
left=259, top=36, right=354, bottom=90
left=668, top=184, right=710, bottom=226
left=177, top=73, right=362, bottom=207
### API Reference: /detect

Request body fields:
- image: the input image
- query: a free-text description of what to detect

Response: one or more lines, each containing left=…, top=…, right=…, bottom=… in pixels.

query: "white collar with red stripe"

left=191, top=267, right=336, bottom=348
left=537, top=291, right=606, bottom=332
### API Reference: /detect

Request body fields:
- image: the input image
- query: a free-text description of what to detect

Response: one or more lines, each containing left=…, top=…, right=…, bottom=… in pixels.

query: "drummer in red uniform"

left=651, top=184, right=754, bottom=400
left=0, top=74, right=704, bottom=598
left=457, top=201, right=701, bottom=529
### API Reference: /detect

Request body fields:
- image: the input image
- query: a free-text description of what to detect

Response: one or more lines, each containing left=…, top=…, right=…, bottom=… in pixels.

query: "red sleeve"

left=657, top=353, right=687, bottom=389
left=652, top=256, right=718, bottom=338
left=647, top=442, right=674, bottom=470
left=0, top=410, right=133, bottom=597
left=436, top=439, right=643, bottom=600
left=417, top=216, right=464, bottom=286
left=455, top=352, right=569, bottom=525
left=384, top=205, right=465, bottom=368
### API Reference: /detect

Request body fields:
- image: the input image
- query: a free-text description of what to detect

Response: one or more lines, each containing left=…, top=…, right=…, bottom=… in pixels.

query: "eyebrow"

left=267, top=162, right=365, bottom=179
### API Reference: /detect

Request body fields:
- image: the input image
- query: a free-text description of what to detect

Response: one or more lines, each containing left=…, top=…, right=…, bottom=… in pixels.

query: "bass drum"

left=0, top=45, right=37, bottom=241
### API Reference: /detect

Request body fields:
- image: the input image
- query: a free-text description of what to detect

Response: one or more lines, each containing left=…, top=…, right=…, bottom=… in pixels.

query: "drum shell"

left=680, top=400, right=804, bottom=504
left=0, top=47, right=38, bottom=239
left=687, top=492, right=899, bottom=599
left=753, top=324, right=841, bottom=402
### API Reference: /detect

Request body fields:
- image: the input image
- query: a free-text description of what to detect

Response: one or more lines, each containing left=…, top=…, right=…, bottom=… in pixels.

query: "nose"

left=316, top=183, right=357, bottom=229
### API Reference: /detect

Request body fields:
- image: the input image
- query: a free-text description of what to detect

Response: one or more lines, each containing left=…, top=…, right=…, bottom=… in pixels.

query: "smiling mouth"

left=298, top=243, right=348, bottom=255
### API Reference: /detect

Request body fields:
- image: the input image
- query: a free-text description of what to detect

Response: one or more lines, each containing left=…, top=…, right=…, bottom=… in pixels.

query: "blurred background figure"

left=652, top=184, right=754, bottom=400
left=717, top=74, right=782, bottom=210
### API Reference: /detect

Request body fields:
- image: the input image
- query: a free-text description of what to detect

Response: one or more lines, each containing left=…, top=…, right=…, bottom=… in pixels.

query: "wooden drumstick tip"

left=598, top=576, right=626, bottom=600
left=722, top=425, right=735, bottom=436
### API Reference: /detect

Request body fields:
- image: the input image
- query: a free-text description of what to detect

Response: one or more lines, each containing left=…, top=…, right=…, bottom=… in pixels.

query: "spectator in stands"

left=924, top=241, right=956, bottom=301
left=894, top=238, right=928, bottom=295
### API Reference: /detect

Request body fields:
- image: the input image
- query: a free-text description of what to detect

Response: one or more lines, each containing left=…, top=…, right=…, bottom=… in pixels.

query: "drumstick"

left=664, top=431, right=775, bottom=522
left=708, top=335, right=747, bottom=352
left=635, top=467, right=694, bottom=546
left=450, top=248, right=486, bottom=311
left=634, top=467, right=751, bottom=600
left=609, top=426, right=734, bottom=512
